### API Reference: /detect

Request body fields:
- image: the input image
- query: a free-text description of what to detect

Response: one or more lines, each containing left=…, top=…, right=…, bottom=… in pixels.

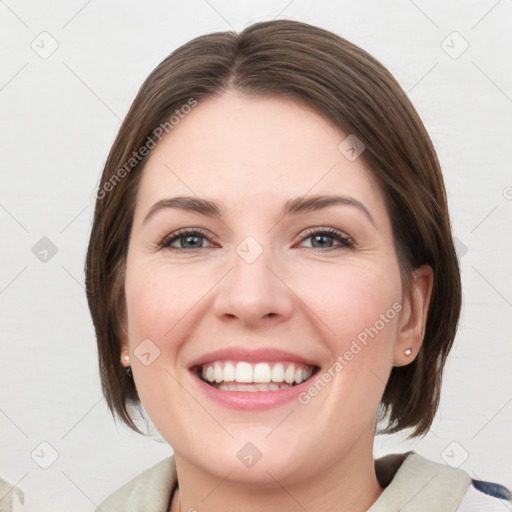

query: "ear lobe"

left=118, top=322, right=130, bottom=358
left=393, top=265, right=434, bottom=367
left=119, top=329, right=131, bottom=368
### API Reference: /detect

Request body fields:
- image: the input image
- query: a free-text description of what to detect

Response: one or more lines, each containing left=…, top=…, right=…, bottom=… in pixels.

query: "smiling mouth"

left=193, top=360, right=319, bottom=392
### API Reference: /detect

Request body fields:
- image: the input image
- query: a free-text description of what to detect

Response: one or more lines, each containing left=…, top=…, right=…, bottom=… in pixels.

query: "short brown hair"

left=85, top=19, right=461, bottom=437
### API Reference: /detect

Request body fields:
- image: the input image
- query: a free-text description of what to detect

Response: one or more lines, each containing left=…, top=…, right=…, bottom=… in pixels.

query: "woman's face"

left=122, top=92, right=422, bottom=484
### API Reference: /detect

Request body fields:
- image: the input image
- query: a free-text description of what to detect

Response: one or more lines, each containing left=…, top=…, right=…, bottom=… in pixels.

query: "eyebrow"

left=142, top=194, right=375, bottom=226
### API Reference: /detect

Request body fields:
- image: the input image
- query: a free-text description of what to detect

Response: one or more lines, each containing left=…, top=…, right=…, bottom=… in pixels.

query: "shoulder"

left=96, top=456, right=177, bottom=512
left=372, top=452, right=511, bottom=512
left=456, top=479, right=512, bottom=511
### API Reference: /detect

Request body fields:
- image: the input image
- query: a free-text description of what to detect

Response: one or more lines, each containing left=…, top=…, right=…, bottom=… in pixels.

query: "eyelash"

left=158, top=227, right=355, bottom=252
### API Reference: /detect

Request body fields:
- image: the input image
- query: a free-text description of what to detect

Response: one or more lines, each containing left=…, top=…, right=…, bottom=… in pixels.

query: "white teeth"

left=235, top=362, right=253, bottom=383
left=223, top=361, right=235, bottom=382
left=199, top=360, right=315, bottom=389
left=214, top=362, right=223, bottom=383
left=284, top=364, right=296, bottom=384
left=253, top=362, right=272, bottom=383
left=218, top=382, right=291, bottom=392
left=271, top=363, right=285, bottom=382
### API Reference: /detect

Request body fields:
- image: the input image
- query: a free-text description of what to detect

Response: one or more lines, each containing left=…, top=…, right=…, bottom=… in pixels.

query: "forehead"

left=133, top=93, right=386, bottom=221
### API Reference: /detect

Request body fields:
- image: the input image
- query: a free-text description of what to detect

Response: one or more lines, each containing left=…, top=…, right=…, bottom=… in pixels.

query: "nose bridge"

left=213, top=234, right=293, bottom=326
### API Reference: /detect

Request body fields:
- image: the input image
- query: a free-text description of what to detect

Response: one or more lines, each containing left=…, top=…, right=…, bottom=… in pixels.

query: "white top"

left=456, top=482, right=510, bottom=511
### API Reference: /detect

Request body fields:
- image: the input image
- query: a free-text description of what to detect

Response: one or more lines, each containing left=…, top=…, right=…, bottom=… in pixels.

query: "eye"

left=297, top=227, right=354, bottom=250
left=158, top=227, right=354, bottom=252
left=159, top=228, right=215, bottom=251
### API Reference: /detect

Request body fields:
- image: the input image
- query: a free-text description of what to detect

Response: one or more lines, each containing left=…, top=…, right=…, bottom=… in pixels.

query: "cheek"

left=295, top=262, right=402, bottom=403
left=296, top=261, right=402, bottom=347
left=123, top=264, right=194, bottom=442
left=124, top=262, right=206, bottom=339
left=123, top=261, right=217, bottom=420
left=293, top=266, right=401, bottom=427
left=123, top=266, right=182, bottom=388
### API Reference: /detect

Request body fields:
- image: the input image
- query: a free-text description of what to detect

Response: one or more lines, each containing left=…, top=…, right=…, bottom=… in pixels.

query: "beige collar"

left=97, top=451, right=471, bottom=511
left=369, top=452, right=471, bottom=511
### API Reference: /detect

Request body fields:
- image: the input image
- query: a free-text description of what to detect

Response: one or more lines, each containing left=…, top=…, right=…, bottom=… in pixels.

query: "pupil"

left=182, top=235, right=201, bottom=248
left=312, top=234, right=332, bottom=248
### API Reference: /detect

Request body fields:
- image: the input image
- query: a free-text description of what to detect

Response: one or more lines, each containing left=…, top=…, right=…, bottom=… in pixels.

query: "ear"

left=394, top=265, right=434, bottom=366
left=118, top=321, right=130, bottom=365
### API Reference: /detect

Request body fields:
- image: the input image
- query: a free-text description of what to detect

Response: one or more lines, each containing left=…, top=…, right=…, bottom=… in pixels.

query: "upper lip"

left=188, top=347, right=319, bottom=369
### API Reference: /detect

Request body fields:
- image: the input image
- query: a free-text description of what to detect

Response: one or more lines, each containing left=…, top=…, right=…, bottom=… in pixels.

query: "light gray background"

left=1, top=1, right=511, bottom=510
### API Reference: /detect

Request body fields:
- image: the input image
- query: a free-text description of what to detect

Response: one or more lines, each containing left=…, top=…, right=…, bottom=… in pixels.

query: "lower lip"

left=190, top=371, right=317, bottom=410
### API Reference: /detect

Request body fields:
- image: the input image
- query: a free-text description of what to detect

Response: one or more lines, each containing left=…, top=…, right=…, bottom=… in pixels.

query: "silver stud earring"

left=404, top=348, right=412, bottom=356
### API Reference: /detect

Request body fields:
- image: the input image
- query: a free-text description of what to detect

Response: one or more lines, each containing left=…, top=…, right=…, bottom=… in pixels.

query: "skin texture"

left=120, top=92, right=433, bottom=512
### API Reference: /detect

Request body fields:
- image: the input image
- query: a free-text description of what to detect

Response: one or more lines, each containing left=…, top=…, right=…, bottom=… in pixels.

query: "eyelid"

left=158, top=227, right=217, bottom=250
left=296, top=226, right=352, bottom=241
left=294, top=226, right=355, bottom=249
left=159, top=226, right=355, bottom=252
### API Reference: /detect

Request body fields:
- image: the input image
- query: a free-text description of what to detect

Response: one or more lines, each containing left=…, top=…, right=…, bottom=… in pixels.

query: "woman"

left=85, top=19, right=510, bottom=511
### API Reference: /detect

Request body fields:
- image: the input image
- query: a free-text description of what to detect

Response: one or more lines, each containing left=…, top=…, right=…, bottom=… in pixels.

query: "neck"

left=170, top=430, right=383, bottom=512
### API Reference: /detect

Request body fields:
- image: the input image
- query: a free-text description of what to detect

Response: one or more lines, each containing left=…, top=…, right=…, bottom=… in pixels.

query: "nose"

left=212, top=241, right=294, bottom=329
